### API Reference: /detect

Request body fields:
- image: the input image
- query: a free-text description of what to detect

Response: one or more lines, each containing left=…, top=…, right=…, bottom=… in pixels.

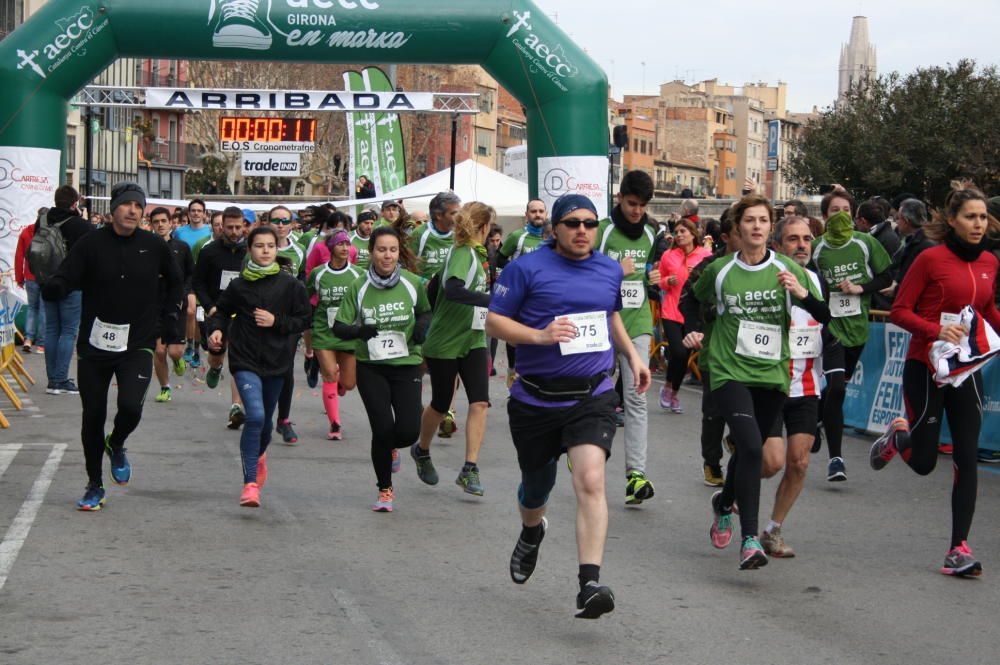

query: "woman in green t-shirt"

left=332, top=227, right=431, bottom=513
left=413, top=202, right=495, bottom=497
left=306, top=230, right=364, bottom=441
left=684, top=195, right=825, bottom=571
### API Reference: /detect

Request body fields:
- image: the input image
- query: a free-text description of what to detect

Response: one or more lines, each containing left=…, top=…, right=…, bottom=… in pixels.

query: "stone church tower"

left=838, top=16, right=877, bottom=103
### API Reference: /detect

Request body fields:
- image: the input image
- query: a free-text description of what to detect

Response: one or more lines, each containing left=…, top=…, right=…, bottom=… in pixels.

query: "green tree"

left=185, top=155, right=231, bottom=196
left=787, top=60, right=1000, bottom=206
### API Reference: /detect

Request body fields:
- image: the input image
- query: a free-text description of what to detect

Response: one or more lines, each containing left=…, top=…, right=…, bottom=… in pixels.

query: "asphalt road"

left=0, top=350, right=997, bottom=665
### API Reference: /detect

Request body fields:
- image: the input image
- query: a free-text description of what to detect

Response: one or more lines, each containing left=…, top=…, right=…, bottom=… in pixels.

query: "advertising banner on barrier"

left=0, top=146, right=59, bottom=304
left=537, top=155, right=609, bottom=217
left=843, top=322, right=1000, bottom=451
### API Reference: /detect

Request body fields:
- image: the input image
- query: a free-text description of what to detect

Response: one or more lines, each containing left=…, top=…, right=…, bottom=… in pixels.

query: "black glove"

left=412, top=312, right=432, bottom=345
left=358, top=324, right=379, bottom=341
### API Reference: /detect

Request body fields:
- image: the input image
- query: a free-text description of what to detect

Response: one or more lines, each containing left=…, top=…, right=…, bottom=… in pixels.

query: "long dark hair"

left=369, top=226, right=417, bottom=272
left=925, top=181, right=1000, bottom=242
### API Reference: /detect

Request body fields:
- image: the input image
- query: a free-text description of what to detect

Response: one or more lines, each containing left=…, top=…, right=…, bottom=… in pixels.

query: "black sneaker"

left=306, top=356, right=320, bottom=389
left=509, top=517, right=547, bottom=584
left=61, top=380, right=80, bottom=395
left=575, top=581, right=615, bottom=619
left=811, top=425, right=824, bottom=454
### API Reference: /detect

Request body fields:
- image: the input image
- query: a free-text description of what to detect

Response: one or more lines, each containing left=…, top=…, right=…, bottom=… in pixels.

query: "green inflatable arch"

left=0, top=0, right=608, bottom=245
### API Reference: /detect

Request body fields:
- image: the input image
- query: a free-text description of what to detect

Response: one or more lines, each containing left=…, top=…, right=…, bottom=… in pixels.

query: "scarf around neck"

left=368, top=263, right=401, bottom=289
left=945, top=229, right=987, bottom=262
left=824, top=211, right=854, bottom=248
left=242, top=260, right=280, bottom=282
left=611, top=206, right=646, bottom=241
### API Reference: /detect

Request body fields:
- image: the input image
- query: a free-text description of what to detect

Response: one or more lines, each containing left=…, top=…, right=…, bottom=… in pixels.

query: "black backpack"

left=27, top=213, right=68, bottom=286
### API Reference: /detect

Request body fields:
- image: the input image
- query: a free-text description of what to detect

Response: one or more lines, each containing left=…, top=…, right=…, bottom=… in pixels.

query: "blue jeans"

left=24, top=279, right=46, bottom=343
left=44, top=290, right=82, bottom=385
left=234, top=371, right=284, bottom=484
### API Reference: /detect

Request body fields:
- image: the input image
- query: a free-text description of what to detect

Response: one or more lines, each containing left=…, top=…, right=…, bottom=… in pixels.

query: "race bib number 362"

left=558, top=311, right=611, bottom=356
left=620, top=281, right=644, bottom=309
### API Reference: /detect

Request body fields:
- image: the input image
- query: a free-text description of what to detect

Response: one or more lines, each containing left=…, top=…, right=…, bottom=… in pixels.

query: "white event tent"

left=381, top=159, right=529, bottom=218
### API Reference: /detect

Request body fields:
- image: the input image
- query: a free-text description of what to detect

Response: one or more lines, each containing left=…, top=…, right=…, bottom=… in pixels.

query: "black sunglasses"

left=559, top=219, right=600, bottom=229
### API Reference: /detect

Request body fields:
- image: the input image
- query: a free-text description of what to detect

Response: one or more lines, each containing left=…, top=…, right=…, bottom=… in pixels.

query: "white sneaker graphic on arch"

left=210, top=0, right=272, bottom=50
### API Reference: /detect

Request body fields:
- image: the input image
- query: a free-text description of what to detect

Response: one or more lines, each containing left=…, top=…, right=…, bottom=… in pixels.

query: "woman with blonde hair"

left=411, top=202, right=495, bottom=496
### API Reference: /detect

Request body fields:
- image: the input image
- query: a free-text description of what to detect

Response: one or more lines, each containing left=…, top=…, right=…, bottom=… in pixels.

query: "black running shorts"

left=768, top=396, right=820, bottom=439
left=507, top=389, right=618, bottom=472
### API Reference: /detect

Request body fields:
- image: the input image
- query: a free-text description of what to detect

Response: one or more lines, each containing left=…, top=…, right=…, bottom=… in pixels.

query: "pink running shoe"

left=940, top=541, right=983, bottom=577
left=240, top=482, right=260, bottom=508
left=372, top=487, right=394, bottom=512
left=870, top=417, right=908, bottom=471
left=256, top=453, right=268, bottom=488
left=659, top=385, right=673, bottom=410
left=710, top=490, right=734, bottom=549
left=327, top=422, right=342, bottom=441
left=670, top=394, right=684, bottom=414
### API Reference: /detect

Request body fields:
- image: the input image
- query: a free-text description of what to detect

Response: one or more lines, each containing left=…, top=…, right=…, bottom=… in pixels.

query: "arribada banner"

left=843, top=322, right=1000, bottom=451
left=0, top=146, right=59, bottom=303
left=145, top=88, right=434, bottom=113
left=537, top=156, right=609, bottom=217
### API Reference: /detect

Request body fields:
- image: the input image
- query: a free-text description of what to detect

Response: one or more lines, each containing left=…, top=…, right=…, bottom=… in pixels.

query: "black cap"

left=110, top=181, right=146, bottom=213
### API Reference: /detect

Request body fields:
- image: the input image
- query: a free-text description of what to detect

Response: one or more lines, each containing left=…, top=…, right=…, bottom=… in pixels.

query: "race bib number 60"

left=558, top=311, right=611, bottom=356
left=735, top=320, right=782, bottom=361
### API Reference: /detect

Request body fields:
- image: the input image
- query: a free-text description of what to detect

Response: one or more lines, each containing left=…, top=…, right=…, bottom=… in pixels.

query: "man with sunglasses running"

left=487, top=193, right=651, bottom=620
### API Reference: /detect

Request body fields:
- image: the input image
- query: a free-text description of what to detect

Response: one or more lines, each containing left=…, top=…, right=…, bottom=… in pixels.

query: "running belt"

left=928, top=305, right=1000, bottom=387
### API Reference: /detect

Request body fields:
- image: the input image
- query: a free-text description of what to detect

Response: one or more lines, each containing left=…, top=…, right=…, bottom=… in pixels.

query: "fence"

left=0, top=272, right=35, bottom=428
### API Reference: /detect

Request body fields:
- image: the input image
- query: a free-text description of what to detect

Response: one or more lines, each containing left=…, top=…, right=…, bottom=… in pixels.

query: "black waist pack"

left=518, top=372, right=608, bottom=402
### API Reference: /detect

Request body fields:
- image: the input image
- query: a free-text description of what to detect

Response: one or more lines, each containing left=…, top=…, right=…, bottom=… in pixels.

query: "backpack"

left=27, top=213, right=68, bottom=285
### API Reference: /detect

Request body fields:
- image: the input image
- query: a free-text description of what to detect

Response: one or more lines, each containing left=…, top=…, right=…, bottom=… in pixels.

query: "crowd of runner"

left=14, top=173, right=1000, bottom=620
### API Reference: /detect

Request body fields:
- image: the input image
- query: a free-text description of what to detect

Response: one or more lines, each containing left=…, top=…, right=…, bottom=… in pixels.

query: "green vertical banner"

left=344, top=70, right=380, bottom=202
left=363, top=67, right=407, bottom=196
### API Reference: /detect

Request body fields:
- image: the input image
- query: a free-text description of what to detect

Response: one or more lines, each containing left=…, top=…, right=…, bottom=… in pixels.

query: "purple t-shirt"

left=490, top=242, right=622, bottom=407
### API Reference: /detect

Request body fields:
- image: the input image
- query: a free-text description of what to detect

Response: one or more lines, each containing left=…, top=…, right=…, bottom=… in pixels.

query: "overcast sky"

left=536, top=0, right=999, bottom=112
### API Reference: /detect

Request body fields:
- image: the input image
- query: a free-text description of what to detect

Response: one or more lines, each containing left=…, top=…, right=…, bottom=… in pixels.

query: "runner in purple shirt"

left=486, top=193, right=651, bottom=620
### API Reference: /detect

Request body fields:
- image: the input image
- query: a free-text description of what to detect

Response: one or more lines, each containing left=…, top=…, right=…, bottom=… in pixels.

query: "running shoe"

left=372, top=487, right=394, bottom=512
left=811, top=425, right=823, bottom=454
left=456, top=467, right=484, bottom=496
left=710, top=490, right=734, bottom=549
left=327, top=422, right=343, bottom=441
left=940, top=541, right=983, bottom=577
left=173, top=357, right=187, bottom=377
left=227, top=404, right=245, bottom=430
left=509, top=517, right=547, bottom=584
left=870, top=417, right=908, bottom=471
left=190, top=352, right=202, bottom=369
left=977, top=448, right=1000, bottom=464
left=827, top=457, right=847, bottom=482
left=240, top=482, right=260, bottom=508
left=739, top=536, right=769, bottom=570
left=306, top=355, right=320, bottom=389
left=61, top=380, right=80, bottom=395
left=409, top=443, right=439, bottom=485
left=702, top=463, right=724, bottom=487
left=21, top=341, right=31, bottom=353
left=205, top=365, right=222, bottom=389
left=438, top=410, right=457, bottom=438
left=391, top=448, right=401, bottom=473
left=625, top=471, right=655, bottom=505
left=105, top=435, right=132, bottom=485
left=76, top=483, right=106, bottom=511
left=256, top=452, right=268, bottom=489
left=938, top=443, right=954, bottom=455
left=614, top=407, right=625, bottom=428
left=46, top=383, right=65, bottom=395
left=659, top=385, right=673, bottom=410
left=761, top=527, right=795, bottom=558
left=33, top=345, right=45, bottom=354
left=276, top=419, right=298, bottom=445
left=575, top=582, right=615, bottom=619
left=182, top=346, right=194, bottom=363
left=155, top=387, right=171, bottom=403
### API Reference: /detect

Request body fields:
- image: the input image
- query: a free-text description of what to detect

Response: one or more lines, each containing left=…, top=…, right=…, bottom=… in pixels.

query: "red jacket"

left=891, top=243, right=1000, bottom=367
left=14, top=224, right=35, bottom=283
left=658, top=245, right=712, bottom=323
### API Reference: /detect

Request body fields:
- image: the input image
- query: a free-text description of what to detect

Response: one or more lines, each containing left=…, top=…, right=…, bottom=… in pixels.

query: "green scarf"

left=472, top=243, right=488, bottom=263
left=824, top=211, right=855, bottom=248
left=242, top=260, right=280, bottom=282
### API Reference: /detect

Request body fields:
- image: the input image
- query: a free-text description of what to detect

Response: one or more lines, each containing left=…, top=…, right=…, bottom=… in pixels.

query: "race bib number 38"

left=620, top=281, right=644, bottom=309
left=830, top=293, right=862, bottom=318
left=735, top=320, right=781, bottom=361
left=559, top=311, right=611, bottom=356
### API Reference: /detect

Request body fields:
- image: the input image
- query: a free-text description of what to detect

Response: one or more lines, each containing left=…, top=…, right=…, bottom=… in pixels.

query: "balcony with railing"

left=139, top=139, right=202, bottom=169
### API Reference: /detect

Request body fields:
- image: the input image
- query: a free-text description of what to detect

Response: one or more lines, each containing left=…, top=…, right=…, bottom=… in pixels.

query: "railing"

left=0, top=272, right=36, bottom=429
left=140, top=140, right=203, bottom=169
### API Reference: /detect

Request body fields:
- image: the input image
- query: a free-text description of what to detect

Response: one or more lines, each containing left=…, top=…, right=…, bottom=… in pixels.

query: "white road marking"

left=0, top=444, right=67, bottom=592
left=0, top=444, right=23, bottom=480
left=332, top=587, right=405, bottom=665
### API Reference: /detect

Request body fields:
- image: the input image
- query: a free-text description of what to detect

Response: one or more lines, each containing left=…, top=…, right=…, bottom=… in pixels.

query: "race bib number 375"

left=558, top=311, right=611, bottom=356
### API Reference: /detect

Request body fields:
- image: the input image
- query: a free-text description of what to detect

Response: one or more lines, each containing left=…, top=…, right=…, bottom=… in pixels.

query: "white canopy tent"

left=381, top=159, right=530, bottom=218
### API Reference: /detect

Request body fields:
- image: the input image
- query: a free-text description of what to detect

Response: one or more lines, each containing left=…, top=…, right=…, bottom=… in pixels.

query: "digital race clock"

left=218, top=117, right=317, bottom=143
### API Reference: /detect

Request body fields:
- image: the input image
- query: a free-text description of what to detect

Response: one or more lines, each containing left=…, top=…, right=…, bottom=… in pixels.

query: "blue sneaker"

left=105, top=435, right=132, bottom=485
left=182, top=346, right=195, bottom=363
left=77, top=484, right=106, bottom=511
left=827, top=457, right=847, bottom=482
left=190, top=352, right=202, bottom=369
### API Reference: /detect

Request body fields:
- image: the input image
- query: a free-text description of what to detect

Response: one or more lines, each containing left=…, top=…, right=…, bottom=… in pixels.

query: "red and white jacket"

left=788, top=269, right=825, bottom=398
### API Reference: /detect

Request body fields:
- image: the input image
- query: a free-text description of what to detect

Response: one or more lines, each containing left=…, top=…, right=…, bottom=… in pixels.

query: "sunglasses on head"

left=559, top=219, right=600, bottom=229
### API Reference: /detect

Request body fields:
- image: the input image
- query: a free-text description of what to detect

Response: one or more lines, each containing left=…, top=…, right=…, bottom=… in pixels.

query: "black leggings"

left=661, top=319, right=689, bottom=391
left=700, top=369, right=725, bottom=467
left=356, top=362, right=423, bottom=490
left=78, top=350, right=153, bottom=486
left=277, top=363, right=294, bottom=422
left=820, top=342, right=864, bottom=458
left=713, top=382, right=786, bottom=539
left=897, top=360, right=983, bottom=547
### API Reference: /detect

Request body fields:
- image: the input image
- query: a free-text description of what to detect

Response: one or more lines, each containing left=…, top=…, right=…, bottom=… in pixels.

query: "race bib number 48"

left=735, top=320, right=781, bottom=361
left=89, top=318, right=130, bottom=353
left=559, top=311, right=611, bottom=356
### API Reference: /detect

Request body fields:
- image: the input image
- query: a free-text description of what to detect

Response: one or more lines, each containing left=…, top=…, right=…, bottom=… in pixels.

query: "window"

left=725, top=167, right=736, bottom=180
left=66, top=135, right=76, bottom=169
left=633, top=139, right=639, bottom=153
left=477, top=87, right=494, bottom=114
left=476, top=128, right=492, bottom=157
left=436, top=156, right=445, bottom=172
left=509, top=124, right=526, bottom=141
left=1, top=0, right=24, bottom=39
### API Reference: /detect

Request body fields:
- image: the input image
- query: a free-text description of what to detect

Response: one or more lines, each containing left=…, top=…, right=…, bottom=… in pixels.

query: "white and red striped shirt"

left=788, top=269, right=825, bottom=398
